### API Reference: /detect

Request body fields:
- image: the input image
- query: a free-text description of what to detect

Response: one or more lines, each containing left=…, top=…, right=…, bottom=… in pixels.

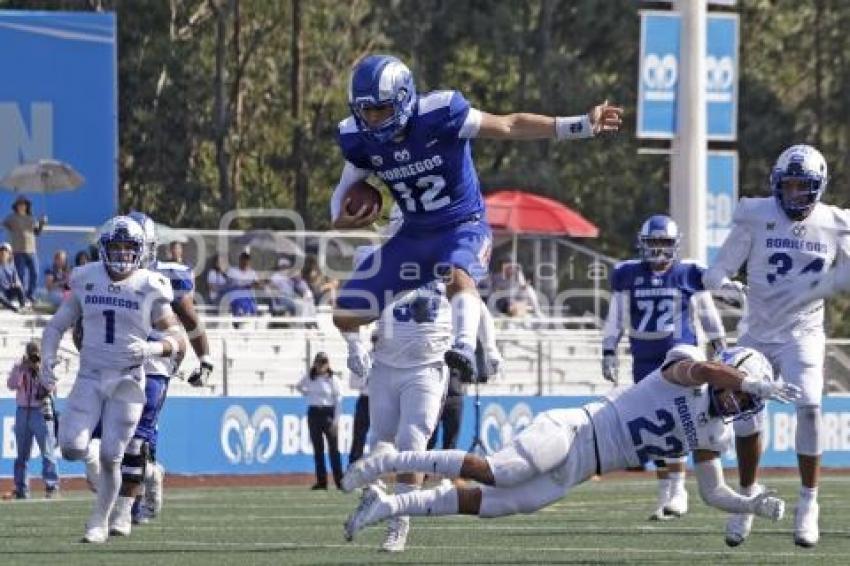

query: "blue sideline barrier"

left=3, top=395, right=850, bottom=477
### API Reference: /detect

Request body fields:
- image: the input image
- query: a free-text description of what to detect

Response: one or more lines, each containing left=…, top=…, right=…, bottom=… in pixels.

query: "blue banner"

left=706, top=151, right=738, bottom=263
left=3, top=395, right=850, bottom=477
left=0, top=11, right=117, bottom=268
left=637, top=11, right=739, bottom=140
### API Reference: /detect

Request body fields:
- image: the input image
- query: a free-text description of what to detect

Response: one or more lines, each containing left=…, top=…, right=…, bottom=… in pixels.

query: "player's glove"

left=188, top=355, right=213, bottom=387
left=751, top=489, right=785, bottom=521
left=602, top=350, right=618, bottom=384
left=128, top=337, right=165, bottom=363
left=714, top=280, right=747, bottom=308
left=741, top=376, right=802, bottom=404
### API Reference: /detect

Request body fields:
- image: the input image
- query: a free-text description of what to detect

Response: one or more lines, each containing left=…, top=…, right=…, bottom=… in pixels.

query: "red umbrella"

left=484, top=190, right=599, bottom=237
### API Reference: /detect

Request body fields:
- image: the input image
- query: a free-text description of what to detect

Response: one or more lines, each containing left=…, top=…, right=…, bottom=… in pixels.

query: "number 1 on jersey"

left=103, top=309, right=115, bottom=344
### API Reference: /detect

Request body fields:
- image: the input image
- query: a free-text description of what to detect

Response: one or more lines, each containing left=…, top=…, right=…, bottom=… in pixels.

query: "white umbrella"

left=0, top=159, right=85, bottom=193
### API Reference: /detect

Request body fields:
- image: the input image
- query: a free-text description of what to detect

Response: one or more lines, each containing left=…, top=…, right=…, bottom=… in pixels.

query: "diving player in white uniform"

left=39, top=217, right=187, bottom=543
left=704, top=144, right=850, bottom=547
left=342, top=346, right=800, bottom=542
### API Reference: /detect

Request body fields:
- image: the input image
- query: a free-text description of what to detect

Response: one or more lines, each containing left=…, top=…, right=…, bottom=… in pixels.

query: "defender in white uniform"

left=342, top=346, right=799, bottom=542
left=39, top=217, right=186, bottom=544
left=704, top=144, right=850, bottom=547
left=356, top=237, right=501, bottom=552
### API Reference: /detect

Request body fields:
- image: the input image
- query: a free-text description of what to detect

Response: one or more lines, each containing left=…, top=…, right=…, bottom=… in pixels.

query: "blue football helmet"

left=770, top=144, right=828, bottom=220
left=127, top=210, right=157, bottom=268
left=637, top=214, right=680, bottom=266
left=348, top=54, right=417, bottom=143
left=709, top=347, right=773, bottom=422
left=98, top=215, right=146, bottom=276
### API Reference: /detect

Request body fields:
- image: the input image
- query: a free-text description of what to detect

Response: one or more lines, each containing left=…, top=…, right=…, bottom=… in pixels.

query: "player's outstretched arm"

left=476, top=100, right=622, bottom=140
left=693, top=450, right=784, bottom=519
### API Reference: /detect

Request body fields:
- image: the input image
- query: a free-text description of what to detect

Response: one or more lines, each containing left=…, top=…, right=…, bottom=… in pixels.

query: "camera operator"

left=5, top=340, right=59, bottom=499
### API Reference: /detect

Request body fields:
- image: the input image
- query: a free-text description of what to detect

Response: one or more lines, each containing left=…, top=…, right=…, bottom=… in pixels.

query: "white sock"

left=384, top=450, right=466, bottom=478
left=668, top=472, right=686, bottom=493
left=800, top=486, right=818, bottom=503
left=111, top=495, right=133, bottom=521
left=390, top=484, right=458, bottom=517
left=450, top=292, right=481, bottom=350
left=92, top=459, right=121, bottom=526
left=657, top=478, right=671, bottom=502
left=740, top=484, right=759, bottom=497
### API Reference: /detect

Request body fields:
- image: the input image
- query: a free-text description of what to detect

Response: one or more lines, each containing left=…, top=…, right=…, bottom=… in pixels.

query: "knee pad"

left=487, top=445, right=538, bottom=487
left=795, top=405, right=822, bottom=457
left=121, top=438, right=149, bottom=486
left=60, top=446, right=89, bottom=461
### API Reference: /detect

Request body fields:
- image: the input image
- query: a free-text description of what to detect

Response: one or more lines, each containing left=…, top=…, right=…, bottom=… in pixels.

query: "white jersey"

left=589, top=345, right=732, bottom=472
left=144, top=261, right=194, bottom=377
left=371, top=281, right=452, bottom=368
left=706, top=197, right=850, bottom=343
left=69, top=262, right=174, bottom=372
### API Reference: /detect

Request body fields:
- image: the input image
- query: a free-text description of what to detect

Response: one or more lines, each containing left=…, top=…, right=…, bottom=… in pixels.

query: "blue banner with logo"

left=0, top=11, right=117, bottom=269
left=706, top=150, right=738, bottom=263
left=637, top=11, right=739, bottom=140
left=3, top=395, right=850, bottom=477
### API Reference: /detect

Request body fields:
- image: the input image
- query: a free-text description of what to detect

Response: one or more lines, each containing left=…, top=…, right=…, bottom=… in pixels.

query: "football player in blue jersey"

left=104, top=211, right=213, bottom=536
left=331, top=54, right=622, bottom=383
left=601, top=214, right=727, bottom=521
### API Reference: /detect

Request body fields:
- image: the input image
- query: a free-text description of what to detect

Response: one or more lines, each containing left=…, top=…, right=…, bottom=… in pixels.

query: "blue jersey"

left=337, top=90, right=484, bottom=230
left=152, top=260, right=194, bottom=306
left=611, top=260, right=706, bottom=363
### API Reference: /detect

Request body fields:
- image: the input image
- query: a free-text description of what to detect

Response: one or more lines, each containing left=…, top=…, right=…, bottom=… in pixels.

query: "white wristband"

left=555, top=115, right=593, bottom=140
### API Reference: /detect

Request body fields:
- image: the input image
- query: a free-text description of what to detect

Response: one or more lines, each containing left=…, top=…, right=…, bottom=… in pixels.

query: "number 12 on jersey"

left=392, top=175, right=449, bottom=212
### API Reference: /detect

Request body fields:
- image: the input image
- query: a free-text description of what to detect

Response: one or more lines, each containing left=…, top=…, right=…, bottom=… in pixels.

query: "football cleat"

left=344, top=485, right=391, bottom=541
left=725, top=484, right=763, bottom=547
left=381, top=516, right=410, bottom=553
left=664, top=486, right=688, bottom=518
left=444, top=343, right=476, bottom=383
left=81, top=521, right=108, bottom=544
left=794, top=499, right=820, bottom=547
left=341, top=443, right=398, bottom=493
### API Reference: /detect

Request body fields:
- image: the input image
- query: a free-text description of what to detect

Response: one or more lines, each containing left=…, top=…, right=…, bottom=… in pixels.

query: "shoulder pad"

left=662, top=344, right=705, bottom=369
left=338, top=115, right=358, bottom=135
left=732, top=197, right=772, bottom=225
left=146, top=270, right=175, bottom=303
left=68, top=262, right=100, bottom=292
left=417, top=90, right=455, bottom=115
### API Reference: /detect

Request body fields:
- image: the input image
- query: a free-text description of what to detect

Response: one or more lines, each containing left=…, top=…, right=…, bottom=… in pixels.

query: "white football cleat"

left=344, top=485, right=391, bottom=541
left=341, top=443, right=398, bottom=493
left=381, top=516, right=410, bottom=553
left=725, top=484, right=763, bottom=547
left=81, top=521, right=108, bottom=544
left=664, top=486, right=688, bottom=518
left=108, top=498, right=133, bottom=537
left=794, top=499, right=820, bottom=547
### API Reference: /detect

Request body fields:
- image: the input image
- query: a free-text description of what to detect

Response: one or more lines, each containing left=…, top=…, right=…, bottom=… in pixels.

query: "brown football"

left=344, top=180, right=383, bottom=216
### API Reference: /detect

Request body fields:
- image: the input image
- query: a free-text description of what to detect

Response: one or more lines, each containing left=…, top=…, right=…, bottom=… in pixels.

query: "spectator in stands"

left=205, top=253, right=229, bottom=306
left=303, top=254, right=338, bottom=306
left=5, top=340, right=59, bottom=499
left=269, top=256, right=315, bottom=317
left=0, top=242, right=26, bottom=312
left=44, top=249, right=71, bottom=308
left=73, top=249, right=91, bottom=267
left=297, top=352, right=344, bottom=490
left=226, top=250, right=260, bottom=316
left=2, top=195, right=46, bottom=304
left=168, top=240, right=188, bottom=267
left=487, top=258, right=542, bottom=319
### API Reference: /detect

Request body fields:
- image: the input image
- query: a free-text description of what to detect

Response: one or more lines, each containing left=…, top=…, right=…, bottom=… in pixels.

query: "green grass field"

left=1, top=475, right=849, bottom=565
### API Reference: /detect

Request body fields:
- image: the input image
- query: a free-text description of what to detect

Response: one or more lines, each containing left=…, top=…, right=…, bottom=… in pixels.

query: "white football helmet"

left=127, top=210, right=157, bottom=268
left=770, top=144, right=828, bottom=220
left=711, top=347, right=774, bottom=421
left=98, top=216, right=146, bottom=277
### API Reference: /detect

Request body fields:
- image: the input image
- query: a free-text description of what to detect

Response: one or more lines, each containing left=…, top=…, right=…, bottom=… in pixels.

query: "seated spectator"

left=269, top=256, right=315, bottom=317
left=44, top=250, right=71, bottom=308
left=205, top=253, right=229, bottom=306
left=0, top=242, right=26, bottom=312
left=168, top=240, right=189, bottom=267
left=488, top=259, right=542, bottom=319
left=73, top=250, right=91, bottom=267
left=225, top=250, right=260, bottom=316
left=303, top=254, right=338, bottom=306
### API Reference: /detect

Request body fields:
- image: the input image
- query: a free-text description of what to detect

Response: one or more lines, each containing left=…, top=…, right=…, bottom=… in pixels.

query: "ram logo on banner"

left=637, top=11, right=739, bottom=140
left=0, top=11, right=117, bottom=224
left=706, top=151, right=738, bottom=263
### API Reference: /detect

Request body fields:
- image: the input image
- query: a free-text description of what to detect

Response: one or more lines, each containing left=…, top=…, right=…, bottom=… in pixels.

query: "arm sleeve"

left=602, top=291, right=627, bottom=351
left=695, top=456, right=758, bottom=514
left=692, top=291, right=725, bottom=340
left=703, top=223, right=752, bottom=290
left=41, top=294, right=83, bottom=368
left=329, top=161, right=371, bottom=222
left=434, top=91, right=477, bottom=139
